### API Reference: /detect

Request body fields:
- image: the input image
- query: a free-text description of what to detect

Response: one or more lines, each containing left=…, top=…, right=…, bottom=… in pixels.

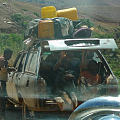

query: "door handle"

left=17, top=73, right=23, bottom=80
left=26, top=80, right=29, bottom=87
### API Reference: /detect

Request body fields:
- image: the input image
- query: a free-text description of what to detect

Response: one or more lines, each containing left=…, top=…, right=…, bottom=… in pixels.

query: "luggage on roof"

left=24, top=19, right=41, bottom=39
left=41, top=6, right=57, bottom=18
left=38, top=17, right=74, bottom=39
left=25, top=17, right=74, bottom=40
left=38, top=19, right=54, bottom=39
left=73, top=26, right=92, bottom=38
left=57, top=7, right=79, bottom=21
left=52, top=17, right=74, bottom=39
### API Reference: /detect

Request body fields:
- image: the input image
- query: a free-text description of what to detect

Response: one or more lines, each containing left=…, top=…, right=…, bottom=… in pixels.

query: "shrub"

left=11, top=13, right=32, bottom=29
left=0, top=33, right=24, bottom=56
left=33, top=12, right=40, bottom=17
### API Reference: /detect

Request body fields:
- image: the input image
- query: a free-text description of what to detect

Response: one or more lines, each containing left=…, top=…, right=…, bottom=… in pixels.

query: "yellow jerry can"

left=41, top=6, right=57, bottom=18
left=38, top=20, right=54, bottom=39
left=57, top=7, right=79, bottom=21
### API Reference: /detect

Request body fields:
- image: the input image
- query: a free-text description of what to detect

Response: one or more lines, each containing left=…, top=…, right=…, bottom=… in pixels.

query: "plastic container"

left=57, top=7, right=79, bottom=21
left=38, top=20, right=54, bottom=39
left=41, top=6, right=57, bottom=18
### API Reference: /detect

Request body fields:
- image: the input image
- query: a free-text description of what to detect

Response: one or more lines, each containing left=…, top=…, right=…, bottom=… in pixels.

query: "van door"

left=18, top=50, right=40, bottom=108
left=7, top=52, right=27, bottom=102
left=7, top=53, right=21, bottom=101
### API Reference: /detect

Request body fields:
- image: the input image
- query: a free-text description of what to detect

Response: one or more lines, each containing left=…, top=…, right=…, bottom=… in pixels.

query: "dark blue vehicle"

left=69, top=96, right=120, bottom=120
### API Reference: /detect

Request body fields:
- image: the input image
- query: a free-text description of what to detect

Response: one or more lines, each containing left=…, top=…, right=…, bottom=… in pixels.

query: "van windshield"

left=39, top=50, right=118, bottom=111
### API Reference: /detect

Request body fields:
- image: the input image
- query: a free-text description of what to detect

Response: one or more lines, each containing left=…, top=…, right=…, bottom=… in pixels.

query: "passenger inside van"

left=39, top=51, right=79, bottom=109
left=80, top=60, right=101, bottom=86
left=53, top=51, right=80, bottom=91
left=39, top=52, right=58, bottom=92
left=52, top=51, right=80, bottom=108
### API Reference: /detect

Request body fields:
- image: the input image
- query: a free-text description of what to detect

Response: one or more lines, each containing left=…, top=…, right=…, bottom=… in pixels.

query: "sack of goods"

left=73, top=25, right=92, bottom=38
left=24, top=19, right=41, bottom=39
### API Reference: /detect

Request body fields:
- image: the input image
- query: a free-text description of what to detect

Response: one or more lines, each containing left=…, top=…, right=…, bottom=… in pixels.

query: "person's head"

left=0, top=57, right=4, bottom=68
left=60, top=51, right=73, bottom=69
left=87, top=60, right=98, bottom=75
left=4, top=48, right=13, bottom=60
left=85, top=51, right=94, bottom=60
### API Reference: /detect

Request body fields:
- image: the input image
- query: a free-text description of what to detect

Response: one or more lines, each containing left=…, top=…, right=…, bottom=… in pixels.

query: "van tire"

left=21, top=101, right=36, bottom=120
left=21, top=100, right=26, bottom=120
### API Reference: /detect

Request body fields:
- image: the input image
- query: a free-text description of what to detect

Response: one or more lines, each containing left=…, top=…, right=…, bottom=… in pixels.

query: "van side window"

left=25, top=52, right=38, bottom=74
left=84, top=50, right=101, bottom=64
left=14, top=53, right=22, bottom=71
left=92, top=52, right=101, bottom=63
left=18, top=53, right=27, bottom=72
left=29, top=52, right=38, bottom=73
left=25, top=53, right=33, bottom=72
left=13, top=53, right=27, bottom=72
left=20, top=53, right=27, bottom=72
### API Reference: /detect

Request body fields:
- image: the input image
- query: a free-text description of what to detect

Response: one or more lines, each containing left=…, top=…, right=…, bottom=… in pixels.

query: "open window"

left=25, top=51, right=38, bottom=74
left=13, top=52, right=27, bottom=72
